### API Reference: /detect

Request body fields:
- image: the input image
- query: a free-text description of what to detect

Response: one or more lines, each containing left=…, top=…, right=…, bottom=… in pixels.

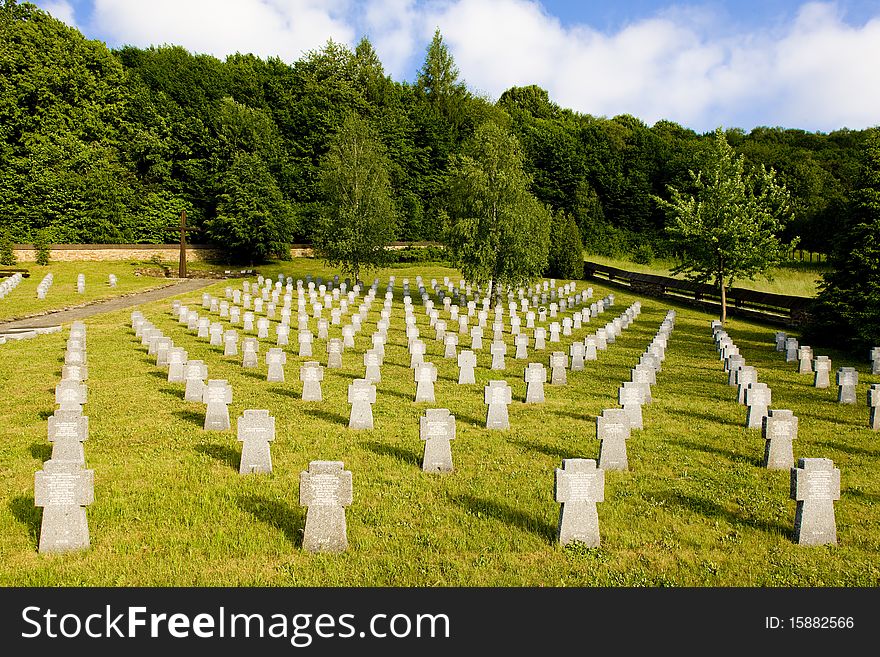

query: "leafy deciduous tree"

left=314, top=113, right=398, bottom=282
left=654, top=127, right=794, bottom=323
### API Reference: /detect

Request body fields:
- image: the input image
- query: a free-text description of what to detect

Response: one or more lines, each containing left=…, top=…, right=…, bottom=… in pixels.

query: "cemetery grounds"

left=0, top=259, right=877, bottom=586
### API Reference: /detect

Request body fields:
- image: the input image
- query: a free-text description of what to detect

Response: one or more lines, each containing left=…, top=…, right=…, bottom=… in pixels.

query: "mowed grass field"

left=0, top=259, right=878, bottom=586
left=584, top=253, right=829, bottom=298
left=0, top=261, right=178, bottom=322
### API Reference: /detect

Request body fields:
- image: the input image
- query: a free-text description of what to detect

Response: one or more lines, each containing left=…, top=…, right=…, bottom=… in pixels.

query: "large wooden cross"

left=168, top=210, right=197, bottom=278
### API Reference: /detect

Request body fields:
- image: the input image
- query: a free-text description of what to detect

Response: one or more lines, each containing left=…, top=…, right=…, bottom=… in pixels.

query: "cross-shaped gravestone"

left=791, top=458, right=840, bottom=546
left=584, top=336, right=598, bottom=361
left=61, top=364, right=88, bottom=382
left=524, top=363, right=546, bottom=403
left=443, top=333, right=458, bottom=359
left=549, top=351, right=568, bottom=385
left=197, top=317, right=211, bottom=339
left=34, top=460, right=94, bottom=553
left=256, top=317, right=270, bottom=339
left=631, top=365, right=655, bottom=404
left=420, top=409, right=455, bottom=473
left=348, top=379, right=376, bottom=429
left=619, top=382, right=644, bottom=430
left=298, top=330, right=313, bottom=357
left=595, top=329, right=607, bottom=350
left=300, top=461, right=353, bottom=553
left=167, top=347, right=188, bottom=382
left=409, top=339, right=426, bottom=369
left=490, top=340, right=507, bottom=370
left=326, top=338, right=343, bottom=369
left=300, top=362, right=324, bottom=402
left=237, top=409, right=275, bottom=474
left=55, top=380, right=86, bottom=413
left=470, top=326, right=483, bottom=351
left=784, top=337, right=799, bottom=363
left=371, top=332, right=386, bottom=358
left=570, top=342, right=585, bottom=371
left=364, top=350, right=382, bottom=383
left=48, top=410, right=88, bottom=465
left=266, top=348, right=286, bottom=383
left=202, top=379, right=232, bottom=431
left=549, top=322, right=561, bottom=343
left=534, top=327, right=546, bottom=351
left=561, top=317, right=572, bottom=336
left=813, top=356, right=831, bottom=388
left=184, top=360, right=208, bottom=402
left=745, top=382, right=771, bottom=428
left=775, top=331, right=787, bottom=351
left=209, top=323, right=223, bottom=346
left=555, top=458, right=604, bottom=547
left=762, top=409, right=797, bottom=469
left=869, top=384, right=880, bottom=430
left=597, top=409, right=631, bottom=471
left=735, top=366, right=758, bottom=405
left=241, top=337, right=259, bottom=368
left=484, top=381, right=512, bottom=429
left=836, top=367, right=857, bottom=404
left=726, top=354, right=746, bottom=386
left=457, top=350, right=477, bottom=385
left=797, top=346, right=814, bottom=374
left=223, top=330, right=239, bottom=357
left=414, top=362, right=438, bottom=403
left=514, top=333, right=529, bottom=360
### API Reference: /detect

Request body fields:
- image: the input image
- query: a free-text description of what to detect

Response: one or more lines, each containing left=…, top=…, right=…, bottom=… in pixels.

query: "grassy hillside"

left=0, top=260, right=877, bottom=586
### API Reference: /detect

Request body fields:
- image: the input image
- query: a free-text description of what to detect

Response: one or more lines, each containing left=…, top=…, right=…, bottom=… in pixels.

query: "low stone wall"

left=12, top=241, right=440, bottom=262
left=12, top=244, right=223, bottom=262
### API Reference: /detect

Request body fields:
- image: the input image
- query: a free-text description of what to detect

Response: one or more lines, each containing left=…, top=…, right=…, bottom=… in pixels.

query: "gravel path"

left=0, top=278, right=216, bottom=330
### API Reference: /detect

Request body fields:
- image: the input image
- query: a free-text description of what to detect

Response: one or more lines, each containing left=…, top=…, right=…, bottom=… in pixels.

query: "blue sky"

left=33, top=1, right=880, bottom=133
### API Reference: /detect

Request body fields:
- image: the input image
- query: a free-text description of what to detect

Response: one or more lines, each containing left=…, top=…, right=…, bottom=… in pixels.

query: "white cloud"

left=361, top=0, right=420, bottom=78
left=89, top=0, right=355, bottom=63
left=40, top=0, right=78, bottom=27
left=424, top=0, right=880, bottom=131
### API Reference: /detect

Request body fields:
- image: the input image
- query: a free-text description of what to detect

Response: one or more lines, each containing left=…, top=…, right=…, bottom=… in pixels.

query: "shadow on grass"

left=195, top=441, right=240, bottom=471
left=661, top=492, right=790, bottom=537
left=9, top=495, right=40, bottom=547
left=509, top=436, right=586, bottom=460
left=38, top=409, right=55, bottom=421
left=552, top=409, right=596, bottom=422
left=236, top=369, right=264, bottom=380
left=269, top=386, right=299, bottom=399
left=29, top=443, right=52, bottom=461
left=666, top=407, right=737, bottom=425
left=301, top=408, right=350, bottom=426
left=174, top=409, right=205, bottom=427
left=813, top=440, right=880, bottom=459
left=676, top=439, right=762, bottom=467
left=238, top=495, right=303, bottom=547
left=148, top=370, right=167, bottom=380
left=843, top=487, right=880, bottom=503
left=448, top=412, right=485, bottom=428
left=381, top=387, right=413, bottom=402
left=362, top=440, right=421, bottom=468
left=449, top=493, right=557, bottom=543
left=329, top=371, right=359, bottom=381
left=159, top=386, right=184, bottom=400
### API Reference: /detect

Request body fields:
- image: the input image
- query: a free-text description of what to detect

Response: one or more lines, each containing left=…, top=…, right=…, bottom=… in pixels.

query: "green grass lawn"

left=0, top=261, right=179, bottom=322
left=584, top=253, right=829, bottom=298
left=0, top=260, right=877, bottom=586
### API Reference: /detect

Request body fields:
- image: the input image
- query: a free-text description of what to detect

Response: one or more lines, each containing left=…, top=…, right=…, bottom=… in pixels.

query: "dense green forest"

left=0, top=0, right=871, bottom=259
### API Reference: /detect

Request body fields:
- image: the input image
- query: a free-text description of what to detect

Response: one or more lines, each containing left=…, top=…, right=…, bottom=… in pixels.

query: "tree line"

left=0, top=0, right=869, bottom=261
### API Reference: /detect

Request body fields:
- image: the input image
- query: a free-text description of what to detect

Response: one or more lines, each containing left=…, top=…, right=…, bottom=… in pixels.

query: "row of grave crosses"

left=35, top=321, right=94, bottom=554
left=714, top=321, right=839, bottom=545
left=775, top=331, right=880, bottom=428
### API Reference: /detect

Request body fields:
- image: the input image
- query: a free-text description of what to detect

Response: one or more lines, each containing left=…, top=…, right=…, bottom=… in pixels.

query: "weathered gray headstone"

left=813, top=356, right=831, bottom=388
left=237, top=409, right=275, bottom=474
left=555, top=458, right=604, bottom=547
left=490, top=340, right=507, bottom=370
left=241, top=337, right=259, bottom=368
left=514, top=333, right=529, bottom=360
left=763, top=409, right=798, bottom=469
left=534, top=327, right=546, bottom=350
left=735, top=366, right=758, bottom=404
left=484, top=381, right=512, bottom=429
left=470, top=326, right=483, bottom=351
left=457, top=350, right=477, bottom=384
left=524, top=363, right=546, bottom=403
left=202, top=379, right=233, bottom=431
left=797, top=346, right=814, bottom=374
left=47, top=410, right=88, bottom=464
left=167, top=347, right=188, bottom=382
left=348, top=379, right=376, bottom=429
left=414, top=362, right=438, bottom=402
left=836, top=367, right=857, bottom=404
left=597, top=409, right=630, bottom=471
left=184, top=360, right=208, bottom=402
left=775, top=331, right=786, bottom=351
left=619, top=382, right=644, bottom=430
left=745, top=382, right=771, bottom=428
left=61, top=364, right=88, bottom=382
left=55, top=380, right=87, bottom=412
left=420, top=409, right=455, bottom=473
left=266, top=348, right=286, bottom=382
left=443, top=333, right=458, bottom=359
left=300, top=361, right=323, bottom=401
left=869, top=384, right=880, bottom=430
left=409, top=339, right=426, bottom=369
left=298, top=330, right=313, bottom=357
left=364, top=350, right=382, bottom=382
left=784, top=337, right=799, bottom=363
left=300, top=461, right=352, bottom=553
left=570, top=342, right=585, bottom=371
left=791, top=458, right=840, bottom=546
left=34, top=460, right=94, bottom=553
left=584, top=336, right=598, bottom=361
left=326, top=338, right=343, bottom=369
left=550, top=351, right=568, bottom=385
left=223, top=330, right=239, bottom=357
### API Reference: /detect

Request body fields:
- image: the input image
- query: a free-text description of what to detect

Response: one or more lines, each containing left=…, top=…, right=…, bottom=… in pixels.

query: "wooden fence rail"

left=582, top=261, right=813, bottom=327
